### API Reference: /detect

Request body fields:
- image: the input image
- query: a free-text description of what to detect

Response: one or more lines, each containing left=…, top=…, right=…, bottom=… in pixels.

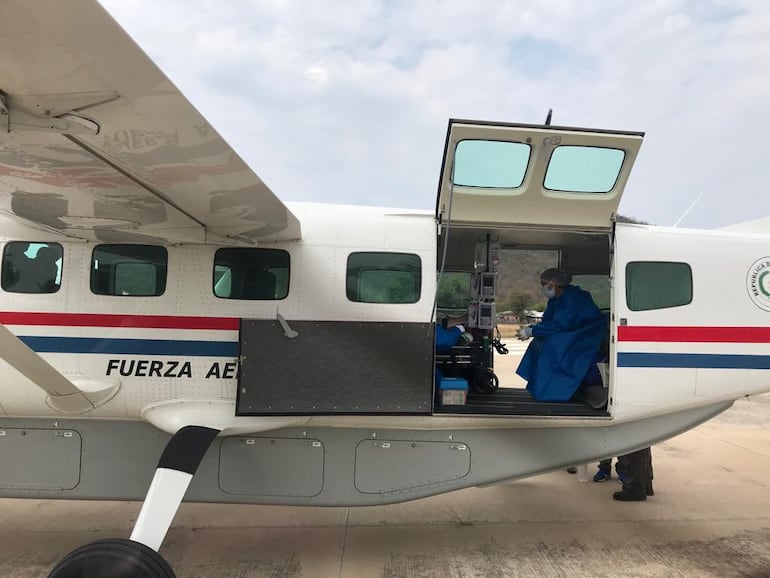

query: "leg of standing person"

left=594, top=458, right=612, bottom=482
left=613, top=447, right=652, bottom=501
left=643, top=447, right=653, bottom=495
left=615, top=458, right=628, bottom=484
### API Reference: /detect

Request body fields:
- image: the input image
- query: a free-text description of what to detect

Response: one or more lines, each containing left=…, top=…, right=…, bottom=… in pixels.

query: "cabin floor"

left=433, top=387, right=609, bottom=417
left=433, top=340, right=610, bottom=417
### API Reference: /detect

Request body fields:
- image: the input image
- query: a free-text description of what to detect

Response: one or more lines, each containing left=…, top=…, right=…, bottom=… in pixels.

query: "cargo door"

left=436, top=120, right=644, bottom=231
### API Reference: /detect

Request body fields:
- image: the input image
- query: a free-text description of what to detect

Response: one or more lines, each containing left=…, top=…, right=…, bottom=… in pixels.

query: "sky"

left=99, top=0, right=770, bottom=229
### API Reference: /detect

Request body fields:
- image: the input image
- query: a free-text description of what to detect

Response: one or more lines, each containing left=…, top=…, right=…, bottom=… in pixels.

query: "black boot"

left=615, top=448, right=653, bottom=501
left=613, top=486, right=646, bottom=501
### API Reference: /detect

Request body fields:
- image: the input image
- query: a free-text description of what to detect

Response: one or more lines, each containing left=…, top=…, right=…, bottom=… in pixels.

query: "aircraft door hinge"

left=276, top=312, right=299, bottom=338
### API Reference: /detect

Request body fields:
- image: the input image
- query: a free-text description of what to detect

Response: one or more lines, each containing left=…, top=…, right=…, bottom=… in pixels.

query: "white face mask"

left=542, top=285, right=556, bottom=299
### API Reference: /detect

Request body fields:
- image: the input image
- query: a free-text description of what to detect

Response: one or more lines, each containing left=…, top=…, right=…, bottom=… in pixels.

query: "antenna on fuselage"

left=545, top=109, right=553, bottom=126
left=672, top=193, right=704, bottom=228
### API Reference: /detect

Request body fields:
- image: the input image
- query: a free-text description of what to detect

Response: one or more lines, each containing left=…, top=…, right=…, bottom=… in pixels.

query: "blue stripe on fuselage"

left=617, top=352, right=770, bottom=369
left=19, top=336, right=239, bottom=357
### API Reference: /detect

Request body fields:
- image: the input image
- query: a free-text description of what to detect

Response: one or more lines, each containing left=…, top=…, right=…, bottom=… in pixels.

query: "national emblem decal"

left=747, top=257, right=770, bottom=311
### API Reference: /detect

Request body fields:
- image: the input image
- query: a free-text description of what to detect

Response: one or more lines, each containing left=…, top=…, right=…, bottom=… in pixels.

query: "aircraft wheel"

left=472, top=367, right=499, bottom=393
left=48, top=538, right=175, bottom=578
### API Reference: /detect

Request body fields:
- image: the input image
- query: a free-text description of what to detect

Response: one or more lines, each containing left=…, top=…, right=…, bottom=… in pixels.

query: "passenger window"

left=626, top=262, right=692, bottom=311
left=347, top=252, right=421, bottom=304
left=214, top=248, right=289, bottom=300
left=91, top=245, right=167, bottom=296
left=1, top=242, right=62, bottom=294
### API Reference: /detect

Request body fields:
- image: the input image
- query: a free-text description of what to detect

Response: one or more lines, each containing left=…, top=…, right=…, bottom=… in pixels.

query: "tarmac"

left=1, top=352, right=769, bottom=577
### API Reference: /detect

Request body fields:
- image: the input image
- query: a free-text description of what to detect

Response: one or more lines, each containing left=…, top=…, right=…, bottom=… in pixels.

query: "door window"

left=544, top=146, right=625, bottom=193
left=626, top=261, right=692, bottom=311
left=452, top=140, right=531, bottom=189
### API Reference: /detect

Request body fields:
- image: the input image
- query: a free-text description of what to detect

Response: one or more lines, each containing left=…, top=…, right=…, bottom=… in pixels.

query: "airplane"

left=1, top=1, right=769, bottom=576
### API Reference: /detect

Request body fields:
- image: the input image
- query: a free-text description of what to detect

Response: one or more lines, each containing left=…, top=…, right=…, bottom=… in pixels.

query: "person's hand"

left=455, top=324, right=465, bottom=333
left=517, top=326, right=533, bottom=340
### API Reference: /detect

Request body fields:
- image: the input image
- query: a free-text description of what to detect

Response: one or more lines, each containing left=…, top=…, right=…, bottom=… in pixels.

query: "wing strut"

left=0, top=324, right=120, bottom=413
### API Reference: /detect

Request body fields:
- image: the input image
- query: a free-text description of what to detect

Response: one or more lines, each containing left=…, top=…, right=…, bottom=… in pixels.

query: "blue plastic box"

left=439, top=377, right=468, bottom=405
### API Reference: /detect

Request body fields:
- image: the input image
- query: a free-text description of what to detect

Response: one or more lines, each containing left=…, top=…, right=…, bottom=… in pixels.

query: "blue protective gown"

left=516, top=285, right=606, bottom=402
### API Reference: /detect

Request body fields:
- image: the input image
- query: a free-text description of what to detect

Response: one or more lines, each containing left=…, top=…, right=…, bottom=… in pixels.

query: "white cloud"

left=100, top=0, right=770, bottom=228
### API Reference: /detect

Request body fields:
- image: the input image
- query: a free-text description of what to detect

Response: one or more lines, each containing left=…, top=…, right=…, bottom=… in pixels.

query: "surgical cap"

left=540, top=268, right=572, bottom=287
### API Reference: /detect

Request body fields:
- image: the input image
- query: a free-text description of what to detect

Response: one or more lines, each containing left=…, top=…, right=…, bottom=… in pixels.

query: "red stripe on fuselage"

left=0, top=312, right=239, bottom=330
left=618, top=326, right=770, bottom=343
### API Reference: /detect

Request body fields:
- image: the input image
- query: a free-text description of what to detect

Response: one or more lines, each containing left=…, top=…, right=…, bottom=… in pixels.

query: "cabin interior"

left=432, top=223, right=613, bottom=418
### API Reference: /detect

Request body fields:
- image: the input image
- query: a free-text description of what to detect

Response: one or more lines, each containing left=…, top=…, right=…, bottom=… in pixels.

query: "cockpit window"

left=1, top=242, right=62, bottom=294
left=544, top=146, right=625, bottom=193
left=452, top=140, right=531, bottom=189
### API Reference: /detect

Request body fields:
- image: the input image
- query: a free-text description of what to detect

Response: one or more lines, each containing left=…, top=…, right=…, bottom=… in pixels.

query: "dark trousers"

left=617, top=447, right=654, bottom=497
left=598, top=458, right=626, bottom=476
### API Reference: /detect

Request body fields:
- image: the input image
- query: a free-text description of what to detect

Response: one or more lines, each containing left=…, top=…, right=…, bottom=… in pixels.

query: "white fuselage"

left=1, top=202, right=769, bottom=435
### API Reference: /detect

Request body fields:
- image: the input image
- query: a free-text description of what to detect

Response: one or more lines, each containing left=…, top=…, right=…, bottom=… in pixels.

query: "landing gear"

left=48, top=539, right=175, bottom=578
left=49, top=425, right=220, bottom=577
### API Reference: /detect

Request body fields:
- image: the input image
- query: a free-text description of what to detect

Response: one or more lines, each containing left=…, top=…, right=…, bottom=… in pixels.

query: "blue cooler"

left=439, top=376, right=468, bottom=405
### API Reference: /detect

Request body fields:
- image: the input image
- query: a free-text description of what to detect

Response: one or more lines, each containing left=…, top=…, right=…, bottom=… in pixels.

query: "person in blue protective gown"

left=434, top=315, right=471, bottom=353
left=515, top=268, right=606, bottom=402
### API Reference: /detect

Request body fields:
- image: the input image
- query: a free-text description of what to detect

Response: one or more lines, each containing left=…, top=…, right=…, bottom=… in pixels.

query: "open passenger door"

left=436, top=120, right=644, bottom=231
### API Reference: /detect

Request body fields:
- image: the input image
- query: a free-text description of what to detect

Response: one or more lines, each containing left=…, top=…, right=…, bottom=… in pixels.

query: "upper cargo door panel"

left=436, top=120, right=644, bottom=231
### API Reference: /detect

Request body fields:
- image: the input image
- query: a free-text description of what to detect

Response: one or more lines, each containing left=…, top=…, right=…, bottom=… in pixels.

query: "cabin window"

left=91, top=245, right=167, bottom=297
left=437, top=272, right=471, bottom=310
left=544, top=146, right=625, bottom=193
left=1, top=242, right=62, bottom=294
left=213, top=248, right=289, bottom=300
left=452, top=140, right=531, bottom=189
left=347, top=252, right=421, bottom=304
left=626, top=261, right=693, bottom=311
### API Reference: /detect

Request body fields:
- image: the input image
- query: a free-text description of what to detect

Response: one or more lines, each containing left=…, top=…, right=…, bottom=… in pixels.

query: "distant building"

left=525, top=310, right=544, bottom=324
left=497, top=310, right=516, bottom=323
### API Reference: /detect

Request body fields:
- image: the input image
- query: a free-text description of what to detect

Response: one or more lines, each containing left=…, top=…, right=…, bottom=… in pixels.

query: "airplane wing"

left=0, top=0, right=301, bottom=244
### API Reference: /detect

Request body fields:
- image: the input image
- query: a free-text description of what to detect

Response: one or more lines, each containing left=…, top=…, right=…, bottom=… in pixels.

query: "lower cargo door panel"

left=237, top=320, right=434, bottom=415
